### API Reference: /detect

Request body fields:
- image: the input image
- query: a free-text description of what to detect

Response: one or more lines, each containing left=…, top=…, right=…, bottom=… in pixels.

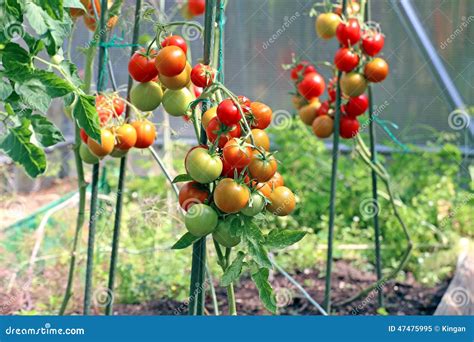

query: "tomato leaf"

left=43, top=15, right=72, bottom=55
left=25, top=2, right=50, bottom=35
left=63, top=0, right=86, bottom=10
left=172, top=174, right=193, bottom=183
left=220, top=251, right=245, bottom=287
left=40, top=0, right=64, bottom=20
left=171, top=232, right=199, bottom=250
left=59, top=60, right=83, bottom=87
left=0, top=118, right=47, bottom=178
left=14, top=79, right=52, bottom=113
left=0, top=80, right=13, bottom=101
left=251, top=268, right=277, bottom=314
left=30, top=114, right=65, bottom=147
left=265, top=230, right=306, bottom=250
left=246, top=238, right=272, bottom=269
left=2, top=43, right=31, bottom=72
left=73, top=94, right=101, bottom=142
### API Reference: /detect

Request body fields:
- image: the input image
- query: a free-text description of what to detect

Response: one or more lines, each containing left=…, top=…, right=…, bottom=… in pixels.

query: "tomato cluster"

left=179, top=97, right=296, bottom=243
left=291, top=4, right=388, bottom=140
left=79, top=93, right=156, bottom=164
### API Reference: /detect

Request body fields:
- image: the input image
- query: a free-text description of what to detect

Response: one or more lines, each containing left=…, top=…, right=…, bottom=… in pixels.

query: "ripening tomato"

left=130, top=82, right=163, bottom=112
left=191, top=63, right=215, bottom=88
left=315, top=12, right=341, bottom=39
left=249, top=102, right=272, bottom=129
left=161, top=35, right=188, bottom=54
left=241, top=192, right=266, bottom=217
left=253, top=181, right=272, bottom=198
left=202, top=106, right=217, bottom=129
left=340, top=72, right=368, bottom=97
left=179, top=181, right=210, bottom=211
left=206, top=117, right=242, bottom=148
left=79, top=143, right=99, bottom=164
left=213, top=178, right=250, bottom=213
left=298, top=98, right=320, bottom=125
left=290, top=61, right=317, bottom=80
left=114, top=124, right=137, bottom=150
left=185, top=204, right=218, bottom=237
left=162, top=87, right=194, bottom=116
left=248, top=128, right=270, bottom=151
left=223, top=138, right=252, bottom=169
left=128, top=50, right=159, bottom=83
left=248, top=150, right=277, bottom=183
left=364, top=58, right=389, bottom=83
left=336, top=18, right=361, bottom=47
left=221, top=156, right=244, bottom=178
left=155, top=46, right=187, bottom=77
left=188, top=0, right=205, bottom=16
left=334, top=48, right=360, bottom=72
left=339, top=116, right=360, bottom=139
left=362, top=32, right=385, bottom=56
left=113, top=96, right=125, bottom=116
left=213, top=218, right=241, bottom=247
left=87, top=129, right=115, bottom=157
left=297, top=72, right=326, bottom=100
left=185, top=146, right=223, bottom=183
left=110, top=147, right=128, bottom=158
left=132, top=120, right=156, bottom=148
left=80, top=128, right=89, bottom=143
left=345, top=94, right=368, bottom=117
left=267, top=171, right=284, bottom=189
left=217, top=99, right=241, bottom=126
left=267, top=186, right=296, bottom=216
left=312, top=115, right=334, bottom=138
left=159, top=62, right=191, bottom=90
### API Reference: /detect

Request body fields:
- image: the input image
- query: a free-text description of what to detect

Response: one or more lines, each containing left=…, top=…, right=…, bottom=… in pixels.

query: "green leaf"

left=246, top=238, right=272, bottom=268
left=15, top=79, right=52, bottom=113
left=172, top=174, right=193, bottom=183
left=40, top=0, right=64, bottom=20
left=251, top=268, right=276, bottom=314
left=31, top=70, right=76, bottom=97
left=171, top=232, right=199, bottom=249
left=60, top=60, right=83, bottom=87
left=23, top=33, right=45, bottom=56
left=73, top=94, right=101, bottom=142
left=25, top=2, right=50, bottom=35
left=265, top=230, right=306, bottom=249
left=44, top=14, right=72, bottom=55
left=0, top=118, right=47, bottom=178
left=0, top=80, right=13, bottom=101
left=30, top=114, right=65, bottom=147
left=2, top=43, right=31, bottom=72
left=220, top=251, right=246, bottom=287
left=63, top=0, right=86, bottom=10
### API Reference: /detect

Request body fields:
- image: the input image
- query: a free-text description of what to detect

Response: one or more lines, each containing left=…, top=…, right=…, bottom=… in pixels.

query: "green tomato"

left=185, top=147, right=222, bottom=183
left=110, top=148, right=128, bottom=158
left=79, top=143, right=99, bottom=164
left=185, top=204, right=218, bottom=237
left=130, top=81, right=163, bottom=112
left=162, top=88, right=194, bottom=117
left=212, top=219, right=241, bottom=248
left=241, top=192, right=265, bottom=216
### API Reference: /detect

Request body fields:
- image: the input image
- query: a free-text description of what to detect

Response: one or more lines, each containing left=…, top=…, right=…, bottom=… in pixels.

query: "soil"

left=112, top=260, right=450, bottom=316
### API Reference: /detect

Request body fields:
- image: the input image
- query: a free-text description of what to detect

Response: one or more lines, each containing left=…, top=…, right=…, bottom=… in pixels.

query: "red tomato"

left=206, top=117, right=242, bottom=148
left=345, top=94, right=368, bottom=117
left=364, top=58, right=389, bottom=83
left=80, top=128, right=89, bottom=143
left=316, top=100, right=330, bottom=117
left=193, top=85, right=203, bottom=97
left=190, top=63, right=215, bottom=88
left=336, top=18, right=361, bottom=47
left=188, top=0, right=205, bottom=16
left=161, top=35, right=188, bottom=54
left=217, top=99, right=241, bottom=126
left=362, top=31, right=385, bottom=56
left=237, top=95, right=251, bottom=114
left=291, top=61, right=317, bottom=80
left=221, top=156, right=244, bottom=177
left=339, top=116, right=360, bottom=139
left=297, top=72, right=326, bottom=100
left=128, top=49, right=158, bottom=83
left=223, top=138, right=252, bottom=169
left=249, top=102, right=272, bottom=129
left=113, top=96, right=125, bottom=116
left=179, top=181, right=210, bottom=211
left=334, top=47, right=360, bottom=72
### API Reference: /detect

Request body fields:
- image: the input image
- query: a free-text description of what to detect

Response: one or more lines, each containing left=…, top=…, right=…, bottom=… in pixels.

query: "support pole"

left=83, top=0, right=109, bottom=315
left=323, top=0, right=346, bottom=314
left=188, top=0, right=217, bottom=316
